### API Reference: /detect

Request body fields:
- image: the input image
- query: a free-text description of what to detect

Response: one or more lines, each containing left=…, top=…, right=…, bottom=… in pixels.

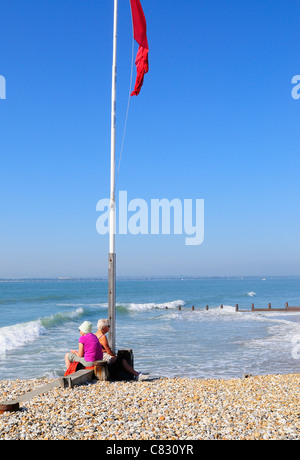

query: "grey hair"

left=97, top=319, right=110, bottom=330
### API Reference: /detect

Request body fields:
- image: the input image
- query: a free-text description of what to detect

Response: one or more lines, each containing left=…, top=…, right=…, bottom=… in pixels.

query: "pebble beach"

left=0, top=373, right=299, bottom=440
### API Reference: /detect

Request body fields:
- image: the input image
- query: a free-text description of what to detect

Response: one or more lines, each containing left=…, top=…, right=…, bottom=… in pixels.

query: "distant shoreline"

left=1, top=275, right=300, bottom=282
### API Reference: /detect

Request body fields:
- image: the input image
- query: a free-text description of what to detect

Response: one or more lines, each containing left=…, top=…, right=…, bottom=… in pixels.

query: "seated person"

left=95, top=319, right=148, bottom=381
left=65, top=321, right=103, bottom=370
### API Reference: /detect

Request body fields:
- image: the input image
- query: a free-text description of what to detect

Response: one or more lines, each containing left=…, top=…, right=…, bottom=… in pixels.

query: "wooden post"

left=0, top=402, right=20, bottom=414
left=268, top=303, right=271, bottom=310
left=109, top=349, right=135, bottom=381
left=108, top=253, right=116, bottom=353
left=178, top=305, right=181, bottom=310
left=0, top=377, right=71, bottom=412
left=220, top=304, right=223, bottom=309
left=235, top=304, right=238, bottom=312
left=94, top=361, right=109, bottom=381
left=206, top=305, right=209, bottom=310
left=62, top=369, right=94, bottom=389
left=192, top=305, right=195, bottom=311
left=251, top=303, right=254, bottom=311
left=285, top=302, right=288, bottom=310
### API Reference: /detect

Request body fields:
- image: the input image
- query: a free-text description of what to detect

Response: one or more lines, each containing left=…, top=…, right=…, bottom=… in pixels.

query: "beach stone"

left=0, top=374, right=299, bottom=440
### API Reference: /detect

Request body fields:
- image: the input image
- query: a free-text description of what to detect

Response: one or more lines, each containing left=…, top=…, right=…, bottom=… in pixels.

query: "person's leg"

left=122, top=358, right=139, bottom=377
left=65, top=352, right=92, bottom=369
left=65, top=352, right=72, bottom=369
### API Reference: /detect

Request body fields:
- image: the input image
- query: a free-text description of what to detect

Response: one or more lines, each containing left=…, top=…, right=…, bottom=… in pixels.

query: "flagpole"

left=108, top=0, right=118, bottom=353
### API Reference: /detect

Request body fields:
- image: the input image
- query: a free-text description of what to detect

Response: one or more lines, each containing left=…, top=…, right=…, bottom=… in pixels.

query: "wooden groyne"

left=179, top=302, right=300, bottom=312
left=0, top=352, right=134, bottom=414
left=0, top=369, right=96, bottom=414
left=249, top=302, right=300, bottom=312
left=0, top=349, right=136, bottom=414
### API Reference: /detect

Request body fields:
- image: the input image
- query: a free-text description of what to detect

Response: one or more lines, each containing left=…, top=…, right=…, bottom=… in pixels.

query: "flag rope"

left=115, top=34, right=135, bottom=188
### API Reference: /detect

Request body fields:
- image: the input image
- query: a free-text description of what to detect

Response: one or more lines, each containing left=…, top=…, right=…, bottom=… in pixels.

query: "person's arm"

left=77, top=343, right=84, bottom=358
left=100, top=335, right=116, bottom=357
left=70, top=343, right=84, bottom=357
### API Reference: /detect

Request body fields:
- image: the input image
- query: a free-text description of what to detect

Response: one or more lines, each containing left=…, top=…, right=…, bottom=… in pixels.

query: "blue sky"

left=0, top=0, right=299, bottom=278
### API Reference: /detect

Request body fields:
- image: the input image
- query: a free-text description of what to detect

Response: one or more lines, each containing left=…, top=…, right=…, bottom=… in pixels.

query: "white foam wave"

left=0, top=320, right=46, bottom=356
left=170, top=307, right=300, bottom=353
left=246, top=317, right=300, bottom=349
left=0, top=307, right=85, bottom=356
left=246, top=291, right=256, bottom=297
left=165, top=305, right=237, bottom=321
left=125, top=300, right=186, bottom=311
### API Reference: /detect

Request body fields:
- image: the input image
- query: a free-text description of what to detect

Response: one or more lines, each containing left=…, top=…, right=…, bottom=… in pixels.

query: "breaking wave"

left=0, top=307, right=84, bottom=356
left=119, top=300, right=186, bottom=312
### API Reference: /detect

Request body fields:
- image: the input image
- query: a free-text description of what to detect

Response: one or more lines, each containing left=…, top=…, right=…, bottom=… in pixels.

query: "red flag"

left=130, top=0, right=149, bottom=96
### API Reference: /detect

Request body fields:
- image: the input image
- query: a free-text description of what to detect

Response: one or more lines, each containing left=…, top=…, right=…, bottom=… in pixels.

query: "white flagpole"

left=108, top=0, right=118, bottom=353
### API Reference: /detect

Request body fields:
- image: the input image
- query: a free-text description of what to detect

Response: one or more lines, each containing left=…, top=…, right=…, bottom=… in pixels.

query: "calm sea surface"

left=0, top=277, right=300, bottom=380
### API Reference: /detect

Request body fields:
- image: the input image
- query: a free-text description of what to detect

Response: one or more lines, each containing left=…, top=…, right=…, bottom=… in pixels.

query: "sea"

left=0, top=277, right=300, bottom=381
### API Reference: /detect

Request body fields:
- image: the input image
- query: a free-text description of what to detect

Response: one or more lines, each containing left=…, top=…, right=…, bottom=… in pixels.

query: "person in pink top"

left=65, top=321, right=103, bottom=370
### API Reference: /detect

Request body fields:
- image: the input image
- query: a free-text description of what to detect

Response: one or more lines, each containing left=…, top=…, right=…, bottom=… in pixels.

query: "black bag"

left=109, top=349, right=135, bottom=381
